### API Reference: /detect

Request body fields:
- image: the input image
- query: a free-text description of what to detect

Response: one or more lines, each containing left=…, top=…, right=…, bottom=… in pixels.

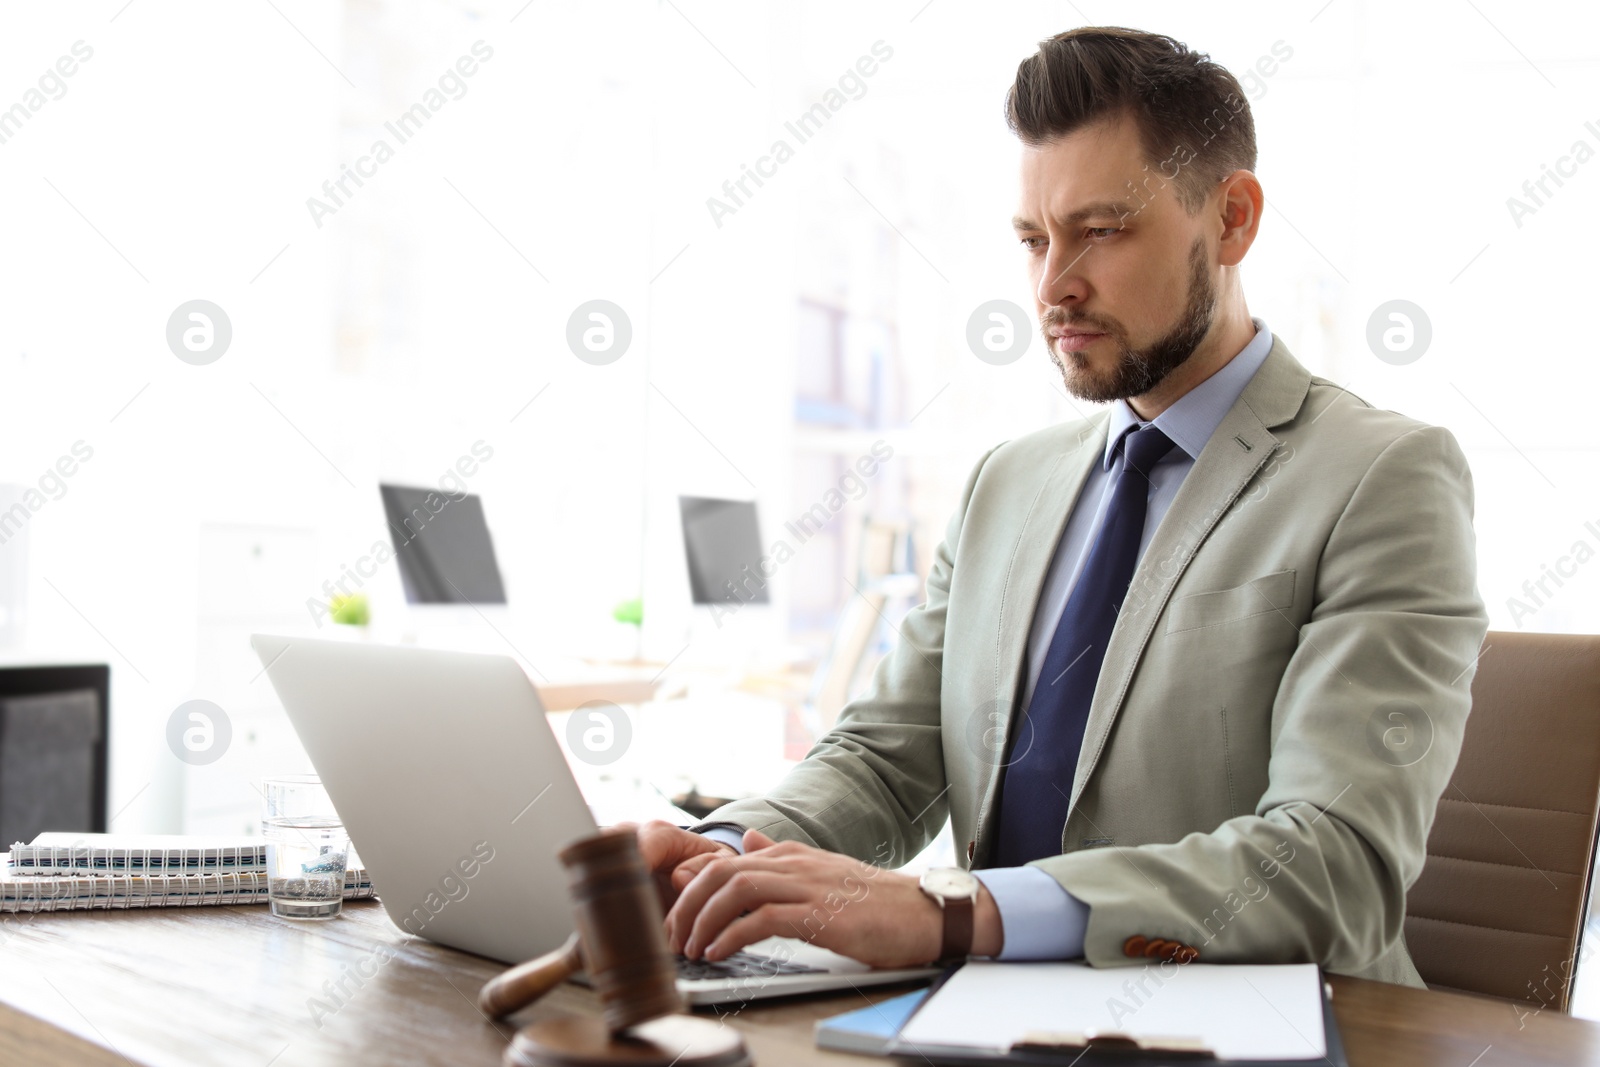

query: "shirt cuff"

left=695, top=826, right=747, bottom=854
left=972, top=866, right=1089, bottom=961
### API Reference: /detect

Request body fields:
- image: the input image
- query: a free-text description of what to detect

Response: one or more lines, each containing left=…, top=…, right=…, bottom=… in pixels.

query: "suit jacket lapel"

left=973, top=414, right=1107, bottom=839
left=1066, top=337, right=1313, bottom=810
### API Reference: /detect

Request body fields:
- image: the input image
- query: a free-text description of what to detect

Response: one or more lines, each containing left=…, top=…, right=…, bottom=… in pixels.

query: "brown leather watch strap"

left=941, top=893, right=975, bottom=963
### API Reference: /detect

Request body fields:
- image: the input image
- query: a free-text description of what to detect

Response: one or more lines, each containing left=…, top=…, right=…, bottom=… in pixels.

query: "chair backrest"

left=1404, top=631, right=1600, bottom=1010
left=0, top=686, right=103, bottom=846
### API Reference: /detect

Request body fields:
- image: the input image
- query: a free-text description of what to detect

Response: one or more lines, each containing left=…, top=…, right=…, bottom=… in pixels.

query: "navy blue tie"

left=993, top=423, right=1177, bottom=867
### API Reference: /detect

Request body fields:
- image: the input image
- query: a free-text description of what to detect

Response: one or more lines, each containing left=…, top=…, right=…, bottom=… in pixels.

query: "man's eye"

left=1019, top=235, right=1046, bottom=251
left=1085, top=227, right=1120, bottom=240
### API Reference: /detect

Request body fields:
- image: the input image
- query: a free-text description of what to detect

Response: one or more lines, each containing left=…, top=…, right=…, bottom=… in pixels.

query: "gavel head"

left=560, top=827, right=684, bottom=1034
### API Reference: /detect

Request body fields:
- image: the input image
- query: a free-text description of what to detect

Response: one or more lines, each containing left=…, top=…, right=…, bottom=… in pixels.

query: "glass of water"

left=263, top=775, right=349, bottom=920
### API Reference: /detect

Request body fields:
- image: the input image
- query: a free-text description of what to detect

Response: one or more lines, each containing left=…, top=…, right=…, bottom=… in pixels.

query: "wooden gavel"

left=479, top=827, right=683, bottom=1033
left=480, top=829, right=748, bottom=1067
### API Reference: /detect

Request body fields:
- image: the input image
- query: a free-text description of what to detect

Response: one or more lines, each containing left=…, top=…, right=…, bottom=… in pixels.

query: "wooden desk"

left=533, top=674, right=661, bottom=713
left=1, top=899, right=1597, bottom=1066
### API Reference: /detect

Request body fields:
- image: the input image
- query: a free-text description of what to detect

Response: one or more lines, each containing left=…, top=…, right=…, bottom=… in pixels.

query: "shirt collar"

left=1102, top=317, right=1274, bottom=470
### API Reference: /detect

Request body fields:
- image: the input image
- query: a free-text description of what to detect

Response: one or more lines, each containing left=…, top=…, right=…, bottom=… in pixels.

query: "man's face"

left=1014, top=113, right=1218, bottom=403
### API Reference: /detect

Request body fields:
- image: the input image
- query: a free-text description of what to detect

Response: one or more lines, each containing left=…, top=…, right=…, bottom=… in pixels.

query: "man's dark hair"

left=1006, top=27, right=1257, bottom=215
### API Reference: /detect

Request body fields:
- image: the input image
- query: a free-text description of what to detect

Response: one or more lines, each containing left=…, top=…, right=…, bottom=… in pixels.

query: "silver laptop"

left=251, top=634, right=938, bottom=1004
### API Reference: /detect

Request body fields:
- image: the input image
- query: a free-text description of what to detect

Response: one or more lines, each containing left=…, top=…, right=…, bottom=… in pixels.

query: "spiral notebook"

left=1, top=860, right=375, bottom=913
left=3, top=833, right=374, bottom=913
left=8, top=833, right=269, bottom=874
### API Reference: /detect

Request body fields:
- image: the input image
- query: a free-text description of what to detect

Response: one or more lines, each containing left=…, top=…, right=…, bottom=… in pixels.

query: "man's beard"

left=1044, top=237, right=1217, bottom=403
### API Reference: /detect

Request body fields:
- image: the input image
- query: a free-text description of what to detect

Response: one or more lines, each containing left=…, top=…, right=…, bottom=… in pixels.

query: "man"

left=639, top=26, right=1487, bottom=985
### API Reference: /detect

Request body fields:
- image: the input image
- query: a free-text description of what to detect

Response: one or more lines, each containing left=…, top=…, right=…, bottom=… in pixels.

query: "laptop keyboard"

left=675, top=950, right=827, bottom=981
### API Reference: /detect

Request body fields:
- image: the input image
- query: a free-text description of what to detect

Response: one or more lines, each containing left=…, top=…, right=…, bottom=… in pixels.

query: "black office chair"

left=0, top=665, right=108, bottom=847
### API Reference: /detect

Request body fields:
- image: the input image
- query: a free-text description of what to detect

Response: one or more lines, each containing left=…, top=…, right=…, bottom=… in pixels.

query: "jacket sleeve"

left=694, top=444, right=1002, bottom=868
left=1033, top=425, right=1489, bottom=973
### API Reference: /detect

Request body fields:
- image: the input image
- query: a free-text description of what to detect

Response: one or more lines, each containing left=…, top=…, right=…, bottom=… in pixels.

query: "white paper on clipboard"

left=896, top=961, right=1327, bottom=1061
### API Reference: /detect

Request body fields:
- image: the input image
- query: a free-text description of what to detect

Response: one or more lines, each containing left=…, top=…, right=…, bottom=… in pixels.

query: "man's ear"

left=1216, top=168, right=1263, bottom=268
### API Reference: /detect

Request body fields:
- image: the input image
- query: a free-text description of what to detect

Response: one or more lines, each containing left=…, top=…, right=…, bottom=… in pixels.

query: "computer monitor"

left=678, top=496, right=768, bottom=607
left=378, top=484, right=507, bottom=605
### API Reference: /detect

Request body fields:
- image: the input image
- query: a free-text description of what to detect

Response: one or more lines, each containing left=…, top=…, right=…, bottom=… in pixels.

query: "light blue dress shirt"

left=706, top=318, right=1275, bottom=961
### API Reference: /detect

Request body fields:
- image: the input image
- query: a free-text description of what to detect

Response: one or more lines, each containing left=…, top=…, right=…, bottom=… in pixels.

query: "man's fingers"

left=632, top=820, right=682, bottom=871
left=683, top=863, right=811, bottom=960
left=705, top=903, right=818, bottom=961
left=742, top=828, right=778, bottom=851
left=665, top=856, right=748, bottom=953
left=669, top=839, right=779, bottom=895
left=669, top=851, right=808, bottom=955
left=670, top=850, right=723, bottom=892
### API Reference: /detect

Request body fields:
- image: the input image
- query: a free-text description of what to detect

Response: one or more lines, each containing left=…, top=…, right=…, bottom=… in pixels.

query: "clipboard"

left=882, top=963, right=1349, bottom=1067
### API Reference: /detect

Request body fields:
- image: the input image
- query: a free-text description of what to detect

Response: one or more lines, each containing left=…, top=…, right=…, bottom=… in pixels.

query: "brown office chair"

left=1404, top=631, right=1600, bottom=1010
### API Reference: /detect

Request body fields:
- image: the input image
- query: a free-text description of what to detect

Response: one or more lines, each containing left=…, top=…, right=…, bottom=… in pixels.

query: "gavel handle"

left=478, top=932, right=584, bottom=1019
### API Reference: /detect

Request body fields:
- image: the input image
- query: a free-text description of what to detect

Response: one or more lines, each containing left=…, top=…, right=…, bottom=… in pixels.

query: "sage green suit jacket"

left=703, top=337, right=1488, bottom=985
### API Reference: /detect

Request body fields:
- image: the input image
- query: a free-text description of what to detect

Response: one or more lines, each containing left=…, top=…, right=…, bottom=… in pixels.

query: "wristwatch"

left=919, top=867, right=980, bottom=964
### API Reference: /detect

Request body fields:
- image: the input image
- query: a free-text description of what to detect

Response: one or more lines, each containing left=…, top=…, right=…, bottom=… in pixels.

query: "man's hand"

left=629, top=820, right=737, bottom=908
left=664, top=829, right=1002, bottom=969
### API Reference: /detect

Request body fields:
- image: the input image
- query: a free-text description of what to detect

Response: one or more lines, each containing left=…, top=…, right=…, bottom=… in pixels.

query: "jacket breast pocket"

left=1164, top=569, right=1297, bottom=634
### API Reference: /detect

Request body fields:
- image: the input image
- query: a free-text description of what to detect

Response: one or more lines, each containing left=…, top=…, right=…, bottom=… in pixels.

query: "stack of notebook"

left=2, top=833, right=375, bottom=913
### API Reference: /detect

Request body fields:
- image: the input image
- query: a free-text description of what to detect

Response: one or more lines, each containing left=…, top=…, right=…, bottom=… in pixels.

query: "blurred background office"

left=1, top=0, right=1597, bottom=1007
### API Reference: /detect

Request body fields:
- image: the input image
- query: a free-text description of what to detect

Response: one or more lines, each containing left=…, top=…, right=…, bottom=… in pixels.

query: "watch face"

left=921, top=867, right=979, bottom=900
